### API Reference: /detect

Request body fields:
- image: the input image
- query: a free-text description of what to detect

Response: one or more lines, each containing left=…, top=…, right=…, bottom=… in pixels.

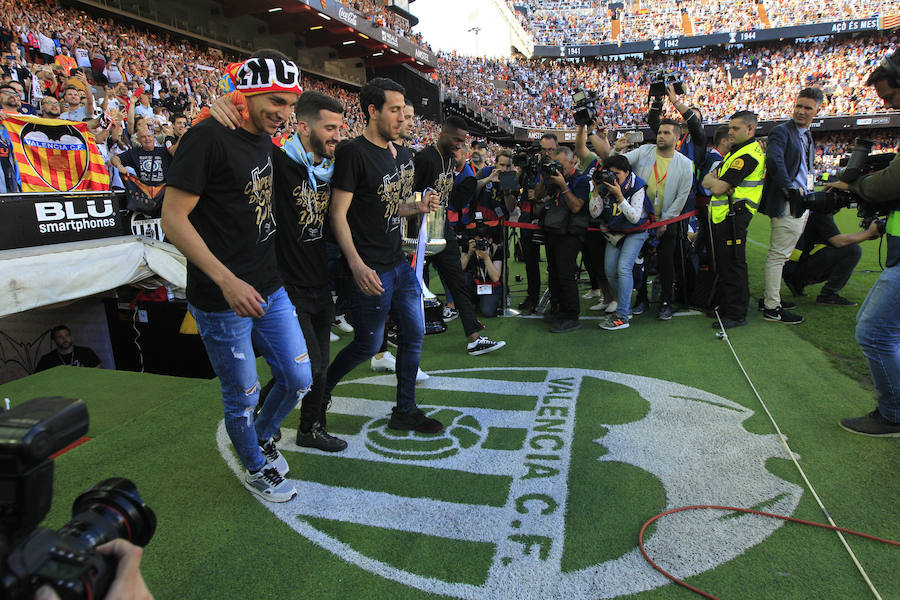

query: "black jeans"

left=711, top=211, right=752, bottom=321
left=427, top=231, right=480, bottom=338
left=267, top=285, right=334, bottom=431
left=582, top=230, right=607, bottom=289
left=521, top=230, right=542, bottom=302
left=790, top=244, right=862, bottom=297
left=657, top=223, right=681, bottom=304
left=546, top=232, right=582, bottom=321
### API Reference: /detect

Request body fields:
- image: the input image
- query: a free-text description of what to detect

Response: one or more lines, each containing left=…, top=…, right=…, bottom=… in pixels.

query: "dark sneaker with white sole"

left=244, top=466, right=296, bottom=502
left=763, top=306, right=803, bottom=324
left=388, top=407, right=444, bottom=433
left=817, top=294, right=857, bottom=306
left=467, top=336, right=505, bottom=355
left=839, top=409, right=900, bottom=437
left=656, top=303, right=673, bottom=320
left=259, top=438, right=288, bottom=476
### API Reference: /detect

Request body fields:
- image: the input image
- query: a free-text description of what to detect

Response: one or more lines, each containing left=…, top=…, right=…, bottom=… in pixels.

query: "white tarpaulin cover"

left=0, top=236, right=186, bottom=318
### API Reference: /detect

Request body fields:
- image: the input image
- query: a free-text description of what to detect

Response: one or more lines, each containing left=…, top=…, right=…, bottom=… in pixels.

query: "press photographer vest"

left=602, top=173, right=652, bottom=230
left=709, top=141, right=765, bottom=224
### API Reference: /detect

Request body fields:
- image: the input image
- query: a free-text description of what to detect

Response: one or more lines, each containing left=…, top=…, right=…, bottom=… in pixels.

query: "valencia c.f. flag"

left=1, top=115, right=110, bottom=192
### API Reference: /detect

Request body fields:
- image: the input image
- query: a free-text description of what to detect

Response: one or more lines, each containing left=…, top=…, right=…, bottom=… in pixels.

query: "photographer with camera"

left=781, top=207, right=881, bottom=305
left=593, top=119, right=693, bottom=320
left=535, top=146, right=590, bottom=333
left=460, top=224, right=504, bottom=318
left=701, top=110, right=765, bottom=329
left=823, top=51, right=900, bottom=437
left=590, top=154, right=654, bottom=330
left=516, top=133, right=558, bottom=314
left=759, top=87, right=826, bottom=325
left=475, top=148, right=519, bottom=239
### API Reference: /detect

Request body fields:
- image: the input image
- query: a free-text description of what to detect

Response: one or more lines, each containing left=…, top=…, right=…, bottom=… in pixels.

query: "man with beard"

left=327, top=77, right=443, bottom=433
left=414, top=116, right=505, bottom=355
left=35, top=325, right=102, bottom=372
left=161, top=51, right=311, bottom=502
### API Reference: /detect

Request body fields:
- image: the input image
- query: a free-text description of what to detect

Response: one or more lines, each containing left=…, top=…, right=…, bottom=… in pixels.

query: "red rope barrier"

left=638, top=505, right=900, bottom=600
left=501, top=209, right=698, bottom=234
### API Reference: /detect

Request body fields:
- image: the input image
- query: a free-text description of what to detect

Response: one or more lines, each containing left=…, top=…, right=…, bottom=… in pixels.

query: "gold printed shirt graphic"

left=292, top=180, right=330, bottom=242
left=244, top=157, right=276, bottom=243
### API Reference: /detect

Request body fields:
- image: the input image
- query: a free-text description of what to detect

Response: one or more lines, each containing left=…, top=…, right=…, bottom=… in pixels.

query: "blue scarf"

left=283, top=133, right=334, bottom=189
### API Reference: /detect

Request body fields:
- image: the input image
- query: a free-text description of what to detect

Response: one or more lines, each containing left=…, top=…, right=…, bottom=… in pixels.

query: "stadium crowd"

left=438, top=33, right=894, bottom=129
left=509, top=0, right=900, bottom=46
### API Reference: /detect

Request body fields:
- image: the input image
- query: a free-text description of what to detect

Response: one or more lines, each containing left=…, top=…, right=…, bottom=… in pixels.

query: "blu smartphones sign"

left=0, top=192, right=126, bottom=250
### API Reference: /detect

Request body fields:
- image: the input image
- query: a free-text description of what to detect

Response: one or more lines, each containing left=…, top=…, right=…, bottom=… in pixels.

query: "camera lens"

left=56, top=478, right=157, bottom=551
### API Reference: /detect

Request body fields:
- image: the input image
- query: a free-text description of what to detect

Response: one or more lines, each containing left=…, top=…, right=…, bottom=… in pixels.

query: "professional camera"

left=0, top=397, right=156, bottom=600
left=648, top=70, right=685, bottom=98
left=513, top=145, right=542, bottom=188
left=475, top=237, right=489, bottom=252
left=540, top=159, right=563, bottom=180
left=791, top=138, right=897, bottom=229
left=592, top=167, right=617, bottom=197
left=571, top=88, right=600, bottom=127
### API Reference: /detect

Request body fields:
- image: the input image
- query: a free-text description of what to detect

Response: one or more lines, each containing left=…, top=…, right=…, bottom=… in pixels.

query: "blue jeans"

left=326, top=262, right=424, bottom=412
left=605, top=231, right=650, bottom=318
left=855, top=265, right=900, bottom=422
left=190, top=287, right=312, bottom=472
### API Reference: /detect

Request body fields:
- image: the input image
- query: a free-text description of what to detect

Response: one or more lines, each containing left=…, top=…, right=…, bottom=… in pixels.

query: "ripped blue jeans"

left=190, top=287, right=312, bottom=472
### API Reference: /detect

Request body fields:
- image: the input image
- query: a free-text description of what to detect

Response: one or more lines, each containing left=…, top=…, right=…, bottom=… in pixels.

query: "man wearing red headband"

left=162, top=50, right=310, bottom=503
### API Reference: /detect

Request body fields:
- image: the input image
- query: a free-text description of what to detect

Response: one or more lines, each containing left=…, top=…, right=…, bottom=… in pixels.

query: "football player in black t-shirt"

left=161, top=51, right=311, bottom=503
left=415, top=117, right=505, bottom=355
left=34, top=325, right=101, bottom=372
left=326, top=77, right=444, bottom=434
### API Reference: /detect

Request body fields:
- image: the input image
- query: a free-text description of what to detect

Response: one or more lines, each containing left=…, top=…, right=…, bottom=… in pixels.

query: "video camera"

left=513, top=145, right=542, bottom=189
left=571, top=88, right=600, bottom=127
left=791, top=138, right=897, bottom=230
left=0, top=397, right=156, bottom=600
left=648, top=70, right=685, bottom=99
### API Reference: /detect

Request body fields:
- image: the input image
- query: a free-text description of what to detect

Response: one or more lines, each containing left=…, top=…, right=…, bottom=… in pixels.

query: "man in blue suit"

left=759, top=87, right=825, bottom=324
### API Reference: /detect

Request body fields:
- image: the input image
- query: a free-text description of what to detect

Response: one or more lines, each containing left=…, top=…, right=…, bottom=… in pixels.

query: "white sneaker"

left=334, top=314, right=353, bottom=333
left=416, top=369, right=430, bottom=382
left=582, top=289, right=602, bottom=299
left=260, top=438, right=289, bottom=476
left=604, top=300, right=618, bottom=314
left=244, top=466, right=297, bottom=503
left=589, top=299, right=610, bottom=311
left=371, top=351, right=397, bottom=372
left=329, top=331, right=339, bottom=342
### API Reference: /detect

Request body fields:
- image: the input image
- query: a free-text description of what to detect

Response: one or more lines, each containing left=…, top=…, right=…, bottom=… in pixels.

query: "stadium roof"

left=215, top=0, right=436, bottom=72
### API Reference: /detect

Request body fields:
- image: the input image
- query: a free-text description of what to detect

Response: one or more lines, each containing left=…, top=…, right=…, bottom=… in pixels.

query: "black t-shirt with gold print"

left=166, top=119, right=281, bottom=311
left=332, top=135, right=410, bottom=273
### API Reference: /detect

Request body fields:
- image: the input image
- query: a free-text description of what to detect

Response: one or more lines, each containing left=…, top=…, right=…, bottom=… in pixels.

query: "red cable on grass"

left=638, top=505, right=900, bottom=600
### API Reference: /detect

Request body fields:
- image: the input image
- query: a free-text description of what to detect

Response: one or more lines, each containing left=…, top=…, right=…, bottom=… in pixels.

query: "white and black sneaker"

left=467, top=336, right=505, bottom=356
left=443, top=306, right=459, bottom=321
left=260, top=438, right=289, bottom=476
left=244, top=466, right=297, bottom=503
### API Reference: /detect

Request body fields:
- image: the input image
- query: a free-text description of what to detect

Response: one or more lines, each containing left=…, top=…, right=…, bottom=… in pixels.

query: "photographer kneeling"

left=823, top=50, right=900, bottom=437
left=460, top=225, right=503, bottom=318
left=591, top=154, right=654, bottom=331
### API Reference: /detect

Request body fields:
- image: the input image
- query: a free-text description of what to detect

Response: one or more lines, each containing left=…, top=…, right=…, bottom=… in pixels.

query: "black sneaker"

left=712, top=318, right=747, bottom=329
left=467, top=336, right=506, bottom=355
left=388, top=407, right=443, bottom=433
left=386, top=328, right=399, bottom=348
left=517, top=298, right=537, bottom=313
left=817, top=294, right=858, bottom=306
left=758, top=298, right=796, bottom=311
left=839, top=409, right=900, bottom=437
left=297, top=424, right=348, bottom=452
left=656, top=303, right=673, bottom=321
left=763, top=306, right=803, bottom=324
left=550, top=319, right=582, bottom=333
left=631, top=301, right=647, bottom=315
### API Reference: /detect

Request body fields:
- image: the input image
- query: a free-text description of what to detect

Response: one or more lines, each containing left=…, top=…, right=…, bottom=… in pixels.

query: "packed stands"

left=438, top=33, right=895, bottom=129
left=509, top=0, right=900, bottom=46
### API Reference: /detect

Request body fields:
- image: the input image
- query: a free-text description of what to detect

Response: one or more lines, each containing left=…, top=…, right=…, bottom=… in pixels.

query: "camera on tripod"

left=571, top=88, right=600, bottom=127
left=0, top=397, right=156, bottom=600
left=648, top=70, right=685, bottom=98
left=792, top=137, right=897, bottom=230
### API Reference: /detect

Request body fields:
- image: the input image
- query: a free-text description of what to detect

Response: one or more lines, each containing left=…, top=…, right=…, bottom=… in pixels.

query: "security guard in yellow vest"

left=701, top=110, right=764, bottom=328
